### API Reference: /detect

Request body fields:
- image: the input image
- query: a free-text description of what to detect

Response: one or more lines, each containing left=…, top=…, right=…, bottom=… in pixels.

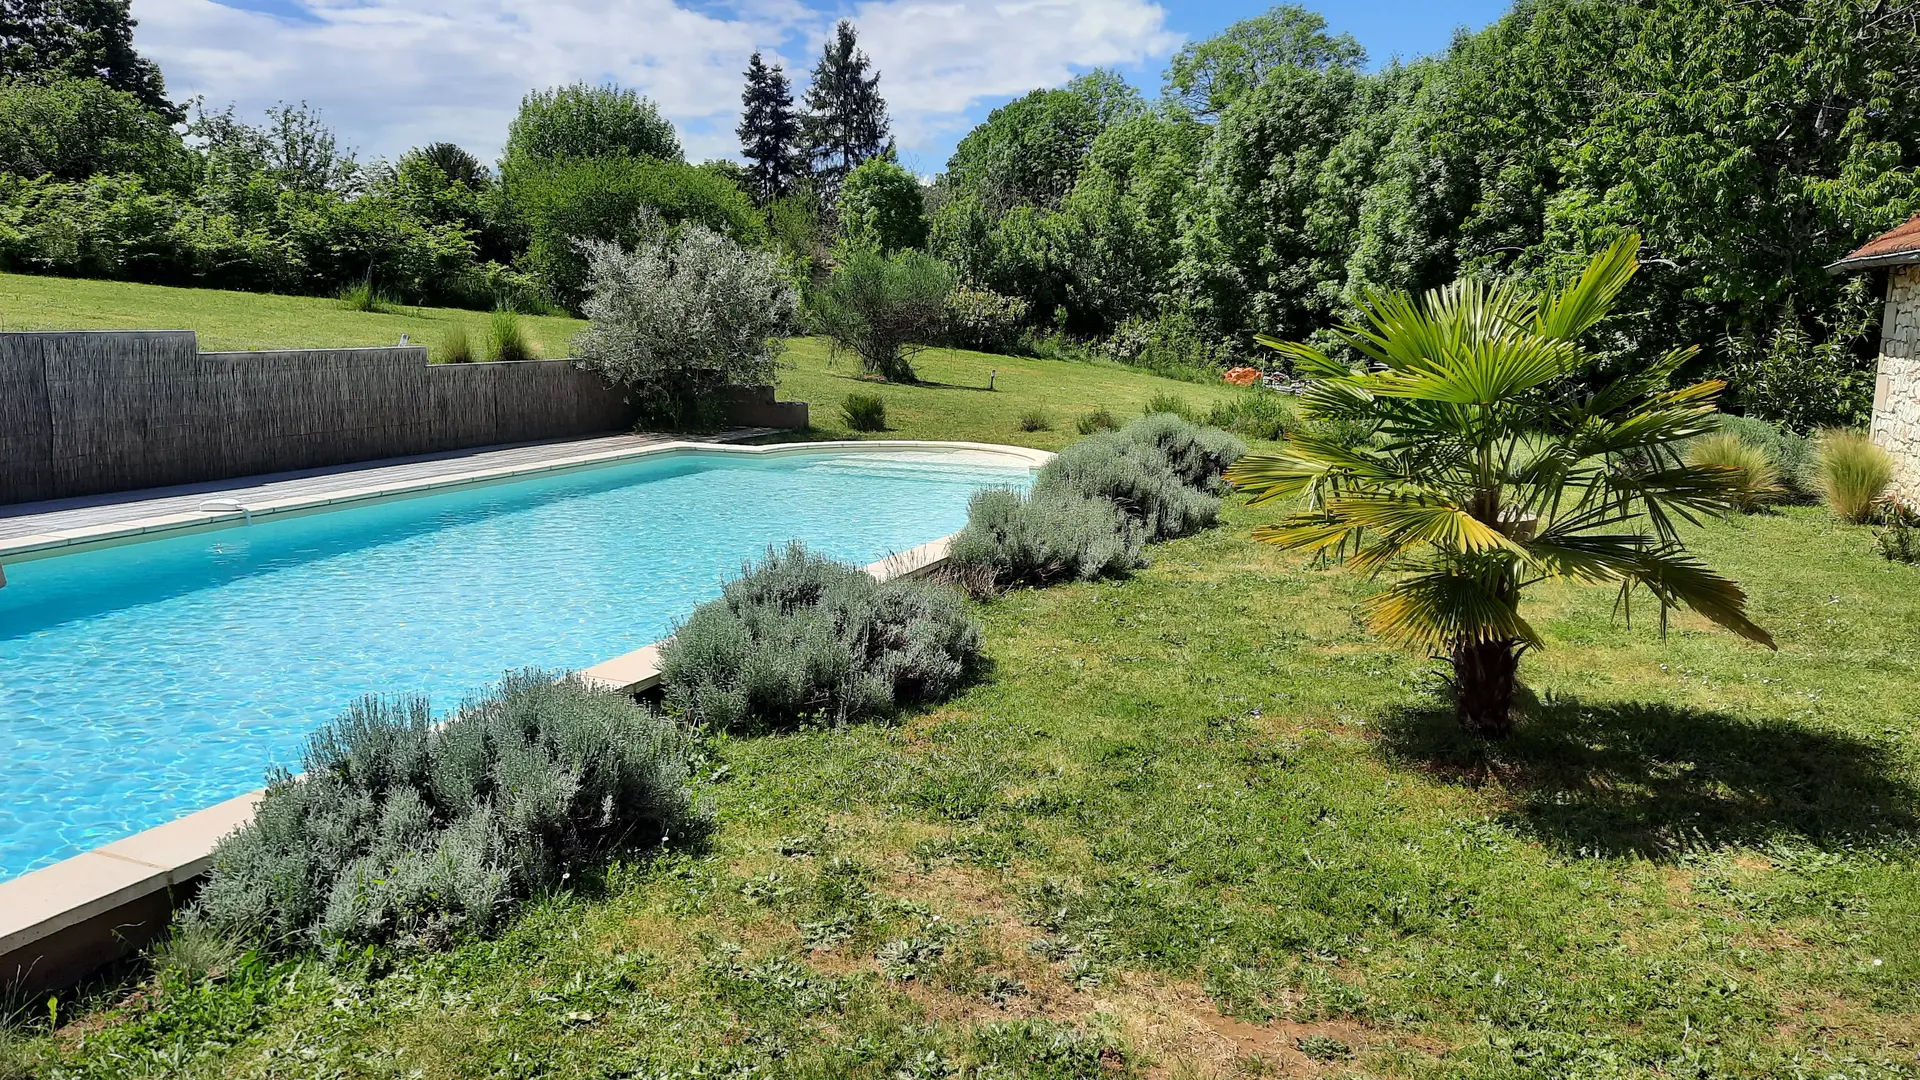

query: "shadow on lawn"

left=1377, top=694, right=1919, bottom=859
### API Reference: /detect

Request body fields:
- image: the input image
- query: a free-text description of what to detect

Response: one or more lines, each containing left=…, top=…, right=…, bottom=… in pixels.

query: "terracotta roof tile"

left=1831, top=212, right=1920, bottom=271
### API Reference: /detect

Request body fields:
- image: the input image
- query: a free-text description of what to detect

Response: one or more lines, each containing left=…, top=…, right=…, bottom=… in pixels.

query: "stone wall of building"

left=1871, top=266, right=1920, bottom=504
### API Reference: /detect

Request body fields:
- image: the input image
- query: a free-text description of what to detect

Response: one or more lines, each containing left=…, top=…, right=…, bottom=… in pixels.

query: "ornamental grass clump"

left=1685, top=432, right=1784, bottom=513
left=186, top=673, right=702, bottom=953
left=1206, top=388, right=1300, bottom=441
left=842, top=392, right=888, bottom=431
left=1076, top=408, right=1119, bottom=435
left=1016, top=407, right=1055, bottom=432
left=659, top=544, right=981, bottom=733
left=1718, top=414, right=1814, bottom=495
left=1227, top=236, right=1773, bottom=739
left=436, top=320, right=475, bottom=364
left=488, top=307, right=534, bottom=362
left=1816, top=429, right=1894, bottom=524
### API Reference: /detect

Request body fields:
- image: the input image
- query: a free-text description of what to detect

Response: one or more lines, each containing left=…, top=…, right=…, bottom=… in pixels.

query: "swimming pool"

left=0, top=445, right=1035, bottom=881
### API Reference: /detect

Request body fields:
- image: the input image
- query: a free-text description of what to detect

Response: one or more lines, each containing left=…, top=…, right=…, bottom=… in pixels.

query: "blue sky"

left=131, top=0, right=1510, bottom=171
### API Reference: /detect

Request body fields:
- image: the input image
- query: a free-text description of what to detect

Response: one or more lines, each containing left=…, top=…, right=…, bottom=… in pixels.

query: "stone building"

left=1831, top=213, right=1920, bottom=503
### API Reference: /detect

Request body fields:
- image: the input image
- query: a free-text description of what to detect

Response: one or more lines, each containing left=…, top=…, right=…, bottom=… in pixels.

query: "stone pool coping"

left=0, top=438, right=1052, bottom=566
left=0, top=437, right=1051, bottom=992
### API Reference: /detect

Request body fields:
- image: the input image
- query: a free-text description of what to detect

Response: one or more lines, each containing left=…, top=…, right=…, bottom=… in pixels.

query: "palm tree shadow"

left=1375, top=694, right=1919, bottom=859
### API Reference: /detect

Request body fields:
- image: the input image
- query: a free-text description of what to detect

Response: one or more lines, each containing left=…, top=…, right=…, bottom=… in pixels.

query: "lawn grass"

left=4, top=273, right=1917, bottom=1079
left=0, top=272, right=587, bottom=360
left=13, top=493, right=1917, bottom=1079
left=773, top=337, right=1237, bottom=449
left=0, top=272, right=1236, bottom=445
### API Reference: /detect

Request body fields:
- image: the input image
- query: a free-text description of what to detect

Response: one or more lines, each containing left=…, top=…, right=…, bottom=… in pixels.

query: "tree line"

left=907, top=0, right=1920, bottom=431
left=0, top=2, right=891, bottom=316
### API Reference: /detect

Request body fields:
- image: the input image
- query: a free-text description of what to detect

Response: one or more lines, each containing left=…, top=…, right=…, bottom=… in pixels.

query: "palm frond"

left=1535, top=235, right=1640, bottom=341
left=1255, top=335, right=1351, bottom=378
left=1224, top=451, right=1327, bottom=505
left=1619, top=548, right=1777, bottom=649
left=1323, top=492, right=1522, bottom=556
left=1362, top=332, right=1580, bottom=405
left=1365, top=569, right=1543, bottom=653
left=1250, top=517, right=1366, bottom=555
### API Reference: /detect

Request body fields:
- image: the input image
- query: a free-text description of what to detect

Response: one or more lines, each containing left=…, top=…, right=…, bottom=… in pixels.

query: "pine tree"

left=800, top=20, right=892, bottom=198
left=737, top=51, right=802, bottom=204
left=0, top=0, right=178, bottom=120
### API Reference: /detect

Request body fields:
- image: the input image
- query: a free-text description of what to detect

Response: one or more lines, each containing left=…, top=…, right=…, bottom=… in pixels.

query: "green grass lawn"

left=16, top=502, right=1918, bottom=1079
left=4, top=273, right=1918, bottom=1078
left=0, top=272, right=588, bottom=359
left=0, top=271, right=1233, bottom=447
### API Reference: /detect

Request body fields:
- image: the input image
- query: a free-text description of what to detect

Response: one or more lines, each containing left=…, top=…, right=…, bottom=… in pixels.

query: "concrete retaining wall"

left=0, top=331, right=807, bottom=506
left=1871, top=267, right=1920, bottom=504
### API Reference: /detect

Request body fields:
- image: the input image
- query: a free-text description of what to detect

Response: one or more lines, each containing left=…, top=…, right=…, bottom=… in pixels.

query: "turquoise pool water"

left=0, top=448, right=1033, bottom=881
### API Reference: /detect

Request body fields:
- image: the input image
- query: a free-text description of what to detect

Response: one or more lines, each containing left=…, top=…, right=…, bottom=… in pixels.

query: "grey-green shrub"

left=659, top=544, right=981, bottom=733
left=1033, top=432, right=1215, bottom=542
left=186, top=672, right=701, bottom=953
left=1119, top=412, right=1247, bottom=494
left=946, top=488, right=1143, bottom=597
left=947, top=415, right=1243, bottom=596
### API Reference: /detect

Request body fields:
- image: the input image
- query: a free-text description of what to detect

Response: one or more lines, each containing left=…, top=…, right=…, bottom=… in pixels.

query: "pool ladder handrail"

left=197, top=498, right=254, bottom=524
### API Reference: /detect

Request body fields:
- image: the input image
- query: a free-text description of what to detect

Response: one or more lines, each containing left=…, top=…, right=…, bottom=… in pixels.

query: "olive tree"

left=572, top=211, right=797, bottom=422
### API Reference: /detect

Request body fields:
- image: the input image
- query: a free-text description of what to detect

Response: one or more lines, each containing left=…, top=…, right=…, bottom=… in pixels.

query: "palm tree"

left=1225, top=237, right=1774, bottom=738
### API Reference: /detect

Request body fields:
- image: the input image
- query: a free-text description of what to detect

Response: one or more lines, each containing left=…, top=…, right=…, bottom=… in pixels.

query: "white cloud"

left=132, top=0, right=1178, bottom=169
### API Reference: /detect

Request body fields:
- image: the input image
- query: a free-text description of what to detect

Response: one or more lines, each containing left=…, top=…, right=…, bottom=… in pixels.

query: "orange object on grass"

left=1223, top=366, right=1261, bottom=387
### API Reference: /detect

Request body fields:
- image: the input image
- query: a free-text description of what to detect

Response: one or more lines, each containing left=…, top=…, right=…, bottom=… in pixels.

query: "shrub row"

left=948, top=414, right=1245, bottom=597
left=180, top=419, right=1244, bottom=961
left=187, top=672, right=702, bottom=952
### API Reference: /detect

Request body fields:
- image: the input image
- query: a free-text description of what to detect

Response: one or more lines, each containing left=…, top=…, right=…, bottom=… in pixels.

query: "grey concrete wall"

left=0, top=331, right=722, bottom=505
left=1870, top=267, right=1920, bottom=504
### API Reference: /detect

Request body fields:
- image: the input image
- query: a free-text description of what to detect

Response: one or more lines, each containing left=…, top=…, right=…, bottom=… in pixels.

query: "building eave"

left=1826, top=251, right=1920, bottom=275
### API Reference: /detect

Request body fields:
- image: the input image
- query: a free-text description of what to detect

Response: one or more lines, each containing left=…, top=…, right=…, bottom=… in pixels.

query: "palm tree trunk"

left=1452, top=638, right=1521, bottom=739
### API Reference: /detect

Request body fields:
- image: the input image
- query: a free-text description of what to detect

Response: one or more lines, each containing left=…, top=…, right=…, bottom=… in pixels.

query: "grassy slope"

left=0, top=272, right=587, bottom=359
left=774, top=337, right=1233, bottom=448
left=0, top=272, right=1231, bottom=444
left=5, top=274, right=1918, bottom=1078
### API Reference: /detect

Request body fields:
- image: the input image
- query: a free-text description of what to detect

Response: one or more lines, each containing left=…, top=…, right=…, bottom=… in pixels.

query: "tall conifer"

left=800, top=20, right=892, bottom=198
left=737, top=51, right=802, bottom=204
